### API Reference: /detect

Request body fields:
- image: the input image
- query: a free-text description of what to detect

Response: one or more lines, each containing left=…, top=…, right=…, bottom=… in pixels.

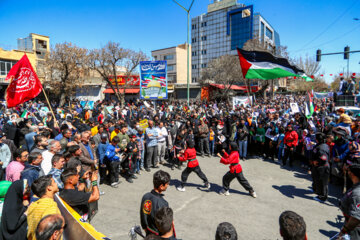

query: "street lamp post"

left=172, top=0, right=195, bottom=105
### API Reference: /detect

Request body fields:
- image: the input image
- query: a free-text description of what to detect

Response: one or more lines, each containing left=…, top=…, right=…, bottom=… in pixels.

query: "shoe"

left=160, top=161, right=165, bottom=165
left=111, top=182, right=119, bottom=188
left=313, top=196, right=325, bottom=203
left=131, top=175, right=138, bottom=179
left=250, top=191, right=257, bottom=198
left=171, top=165, right=175, bottom=170
left=126, top=178, right=134, bottom=183
left=152, top=165, right=160, bottom=169
left=205, top=183, right=211, bottom=189
left=176, top=186, right=186, bottom=192
left=100, top=191, right=105, bottom=195
left=177, top=165, right=182, bottom=170
left=205, top=154, right=210, bottom=157
left=219, top=189, right=230, bottom=196
left=136, top=170, right=141, bottom=175
left=145, top=168, right=151, bottom=172
left=140, top=167, right=145, bottom=171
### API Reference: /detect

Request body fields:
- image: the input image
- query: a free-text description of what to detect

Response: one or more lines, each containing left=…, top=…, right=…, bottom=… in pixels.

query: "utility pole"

left=172, top=0, right=195, bottom=105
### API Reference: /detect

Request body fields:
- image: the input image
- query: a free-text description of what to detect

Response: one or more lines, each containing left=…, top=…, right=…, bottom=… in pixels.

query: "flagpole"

left=42, top=88, right=59, bottom=129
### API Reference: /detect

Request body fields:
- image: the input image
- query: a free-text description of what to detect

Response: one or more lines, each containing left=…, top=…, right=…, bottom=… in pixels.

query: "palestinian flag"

left=237, top=48, right=306, bottom=80
left=305, top=91, right=314, bottom=119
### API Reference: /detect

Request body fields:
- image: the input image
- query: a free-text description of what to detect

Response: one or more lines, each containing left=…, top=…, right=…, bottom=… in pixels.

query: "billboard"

left=139, top=61, right=167, bottom=99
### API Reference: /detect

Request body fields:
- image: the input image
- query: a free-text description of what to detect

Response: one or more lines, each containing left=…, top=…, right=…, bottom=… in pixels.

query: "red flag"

left=5, top=54, right=43, bottom=108
left=320, top=74, right=324, bottom=77
left=353, top=73, right=356, bottom=76
left=330, top=74, right=333, bottom=76
left=340, top=73, right=343, bottom=76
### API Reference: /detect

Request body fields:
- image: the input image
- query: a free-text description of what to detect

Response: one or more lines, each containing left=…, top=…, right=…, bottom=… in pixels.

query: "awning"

left=210, top=83, right=243, bottom=90
left=210, top=84, right=258, bottom=92
left=103, top=88, right=140, bottom=94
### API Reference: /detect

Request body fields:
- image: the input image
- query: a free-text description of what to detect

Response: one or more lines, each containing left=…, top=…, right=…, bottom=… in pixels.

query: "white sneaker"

left=205, top=183, right=211, bottom=190
left=176, top=186, right=186, bottom=192
left=219, top=189, right=230, bottom=196
left=250, top=191, right=257, bottom=198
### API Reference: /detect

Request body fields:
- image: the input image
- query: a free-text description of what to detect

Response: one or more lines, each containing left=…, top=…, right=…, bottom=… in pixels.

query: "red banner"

left=109, top=75, right=140, bottom=86
left=5, top=54, right=43, bottom=108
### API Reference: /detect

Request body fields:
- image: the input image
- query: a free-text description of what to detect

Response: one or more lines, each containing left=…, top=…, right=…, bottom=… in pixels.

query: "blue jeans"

left=278, top=147, right=284, bottom=162
left=238, top=140, right=248, bottom=158
left=209, top=140, right=215, bottom=155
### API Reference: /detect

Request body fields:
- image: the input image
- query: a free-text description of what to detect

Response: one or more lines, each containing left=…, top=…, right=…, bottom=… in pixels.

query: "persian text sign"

left=139, top=61, right=167, bottom=100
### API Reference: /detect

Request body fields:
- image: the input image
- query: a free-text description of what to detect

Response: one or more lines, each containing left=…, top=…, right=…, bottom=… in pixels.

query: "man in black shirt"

left=140, top=170, right=170, bottom=236
left=59, top=168, right=100, bottom=221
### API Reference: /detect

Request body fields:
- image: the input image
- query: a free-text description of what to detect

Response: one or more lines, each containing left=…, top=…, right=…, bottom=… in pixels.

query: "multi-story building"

left=151, top=43, right=191, bottom=85
left=0, top=33, right=50, bottom=96
left=152, top=43, right=200, bottom=99
left=191, top=0, right=280, bottom=82
left=18, top=33, right=50, bottom=60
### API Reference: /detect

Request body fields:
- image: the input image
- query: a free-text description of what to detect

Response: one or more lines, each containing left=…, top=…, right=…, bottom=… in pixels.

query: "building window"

left=201, top=50, right=207, bottom=55
left=192, top=24, right=196, bottom=30
left=154, top=56, right=157, bottom=60
left=164, top=55, right=174, bottom=60
left=201, top=36, right=207, bottom=41
left=265, top=27, right=273, bottom=39
left=201, top=63, right=207, bottom=68
left=261, top=22, right=265, bottom=39
left=201, top=22, right=207, bottom=27
left=168, top=75, right=176, bottom=83
left=192, top=65, right=197, bottom=69
left=192, top=38, right=197, bottom=43
left=192, top=51, right=197, bottom=56
left=0, top=60, right=17, bottom=76
left=167, top=65, right=175, bottom=71
left=192, top=77, right=197, bottom=83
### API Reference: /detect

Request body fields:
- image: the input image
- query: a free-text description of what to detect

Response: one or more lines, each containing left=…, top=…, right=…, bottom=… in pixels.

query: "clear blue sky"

left=1, top=0, right=360, bottom=83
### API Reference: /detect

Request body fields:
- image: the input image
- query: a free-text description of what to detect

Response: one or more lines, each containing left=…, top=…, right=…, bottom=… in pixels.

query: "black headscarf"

left=0, top=180, right=28, bottom=240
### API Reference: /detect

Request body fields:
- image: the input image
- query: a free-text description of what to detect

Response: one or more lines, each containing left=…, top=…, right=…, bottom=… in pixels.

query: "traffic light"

left=344, top=46, right=350, bottom=59
left=316, top=49, right=321, bottom=62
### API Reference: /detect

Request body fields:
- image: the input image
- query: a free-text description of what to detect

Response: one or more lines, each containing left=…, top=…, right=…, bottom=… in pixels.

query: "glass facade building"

left=191, top=0, right=280, bottom=82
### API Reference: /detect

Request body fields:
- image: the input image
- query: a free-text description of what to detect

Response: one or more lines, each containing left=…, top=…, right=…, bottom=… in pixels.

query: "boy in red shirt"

left=176, top=141, right=210, bottom=192
left=218, top=142, right=256, bottom=197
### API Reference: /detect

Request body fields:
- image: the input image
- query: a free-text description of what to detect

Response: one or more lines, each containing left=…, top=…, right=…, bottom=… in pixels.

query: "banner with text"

left=140, top=61, right=168, bottom=100
left=232, top=96, right=252, bottom=109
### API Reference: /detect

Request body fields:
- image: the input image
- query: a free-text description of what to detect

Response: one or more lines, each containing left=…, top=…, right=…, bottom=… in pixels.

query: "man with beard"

left=31, top=135, right=49, bottom=154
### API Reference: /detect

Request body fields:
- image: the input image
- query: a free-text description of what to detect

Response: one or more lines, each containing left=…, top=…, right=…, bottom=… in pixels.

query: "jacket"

left=220, top=151, right=242, bottom=174
left=178, top=148, right=199, bottom=168
left=20, top=164, right=44, bottom=186
left=104, top=144, right=120, bottom=162
left=140, top=190, right=169, bottom=235
left=79, top=142, right=96, bottom=171
left=313, top=143, right=330, bottom=167
left=284, top=130, right=298, bottom=147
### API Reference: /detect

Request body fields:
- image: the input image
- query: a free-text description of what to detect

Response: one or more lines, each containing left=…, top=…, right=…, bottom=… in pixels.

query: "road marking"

left=174, top=196, right=200, bottom=213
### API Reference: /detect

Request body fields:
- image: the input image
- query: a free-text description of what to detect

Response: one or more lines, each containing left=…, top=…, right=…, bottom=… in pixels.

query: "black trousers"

left=222, top=171, right=254, bottom=192
left=145, top=146, right=158, bottom=168
left=181, top=166, right=208, bottom=187
left=199, top=137, right=210, bottom=155
left=106, top=161, right=119, bottom=184
left=283, top=147, right=295, bottom=166
left=312, top=166, right=330, bottom=200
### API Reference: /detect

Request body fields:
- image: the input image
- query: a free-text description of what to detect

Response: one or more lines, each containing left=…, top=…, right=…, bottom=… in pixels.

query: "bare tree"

left=293, top=55, right=321, bottom=77
left=88, top=42, right=147, bottom=106
left=44, top=42, right=88, bottom=105
left=200, top=55, right=244, bottom=100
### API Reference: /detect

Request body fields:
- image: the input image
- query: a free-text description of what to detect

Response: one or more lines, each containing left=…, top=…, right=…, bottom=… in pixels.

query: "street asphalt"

left=91, top=155, right=343, bottom=240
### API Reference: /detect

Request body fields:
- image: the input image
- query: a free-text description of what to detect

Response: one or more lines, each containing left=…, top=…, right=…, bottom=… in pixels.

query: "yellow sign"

left=208, top=0, right=237, bottom=13
left=139, top=119, right=149, bottom=131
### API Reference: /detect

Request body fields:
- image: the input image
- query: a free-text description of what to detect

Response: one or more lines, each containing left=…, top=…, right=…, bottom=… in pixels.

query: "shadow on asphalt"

left=319, top=229, right=338, bottom=238
left=170, top=179, right=250, bottom=196
left=272, top=185, right=313, bottom=200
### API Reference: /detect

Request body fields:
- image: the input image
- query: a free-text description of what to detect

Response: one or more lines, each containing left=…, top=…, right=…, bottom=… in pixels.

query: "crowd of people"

left=0, top=91, right=359, bottom=239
